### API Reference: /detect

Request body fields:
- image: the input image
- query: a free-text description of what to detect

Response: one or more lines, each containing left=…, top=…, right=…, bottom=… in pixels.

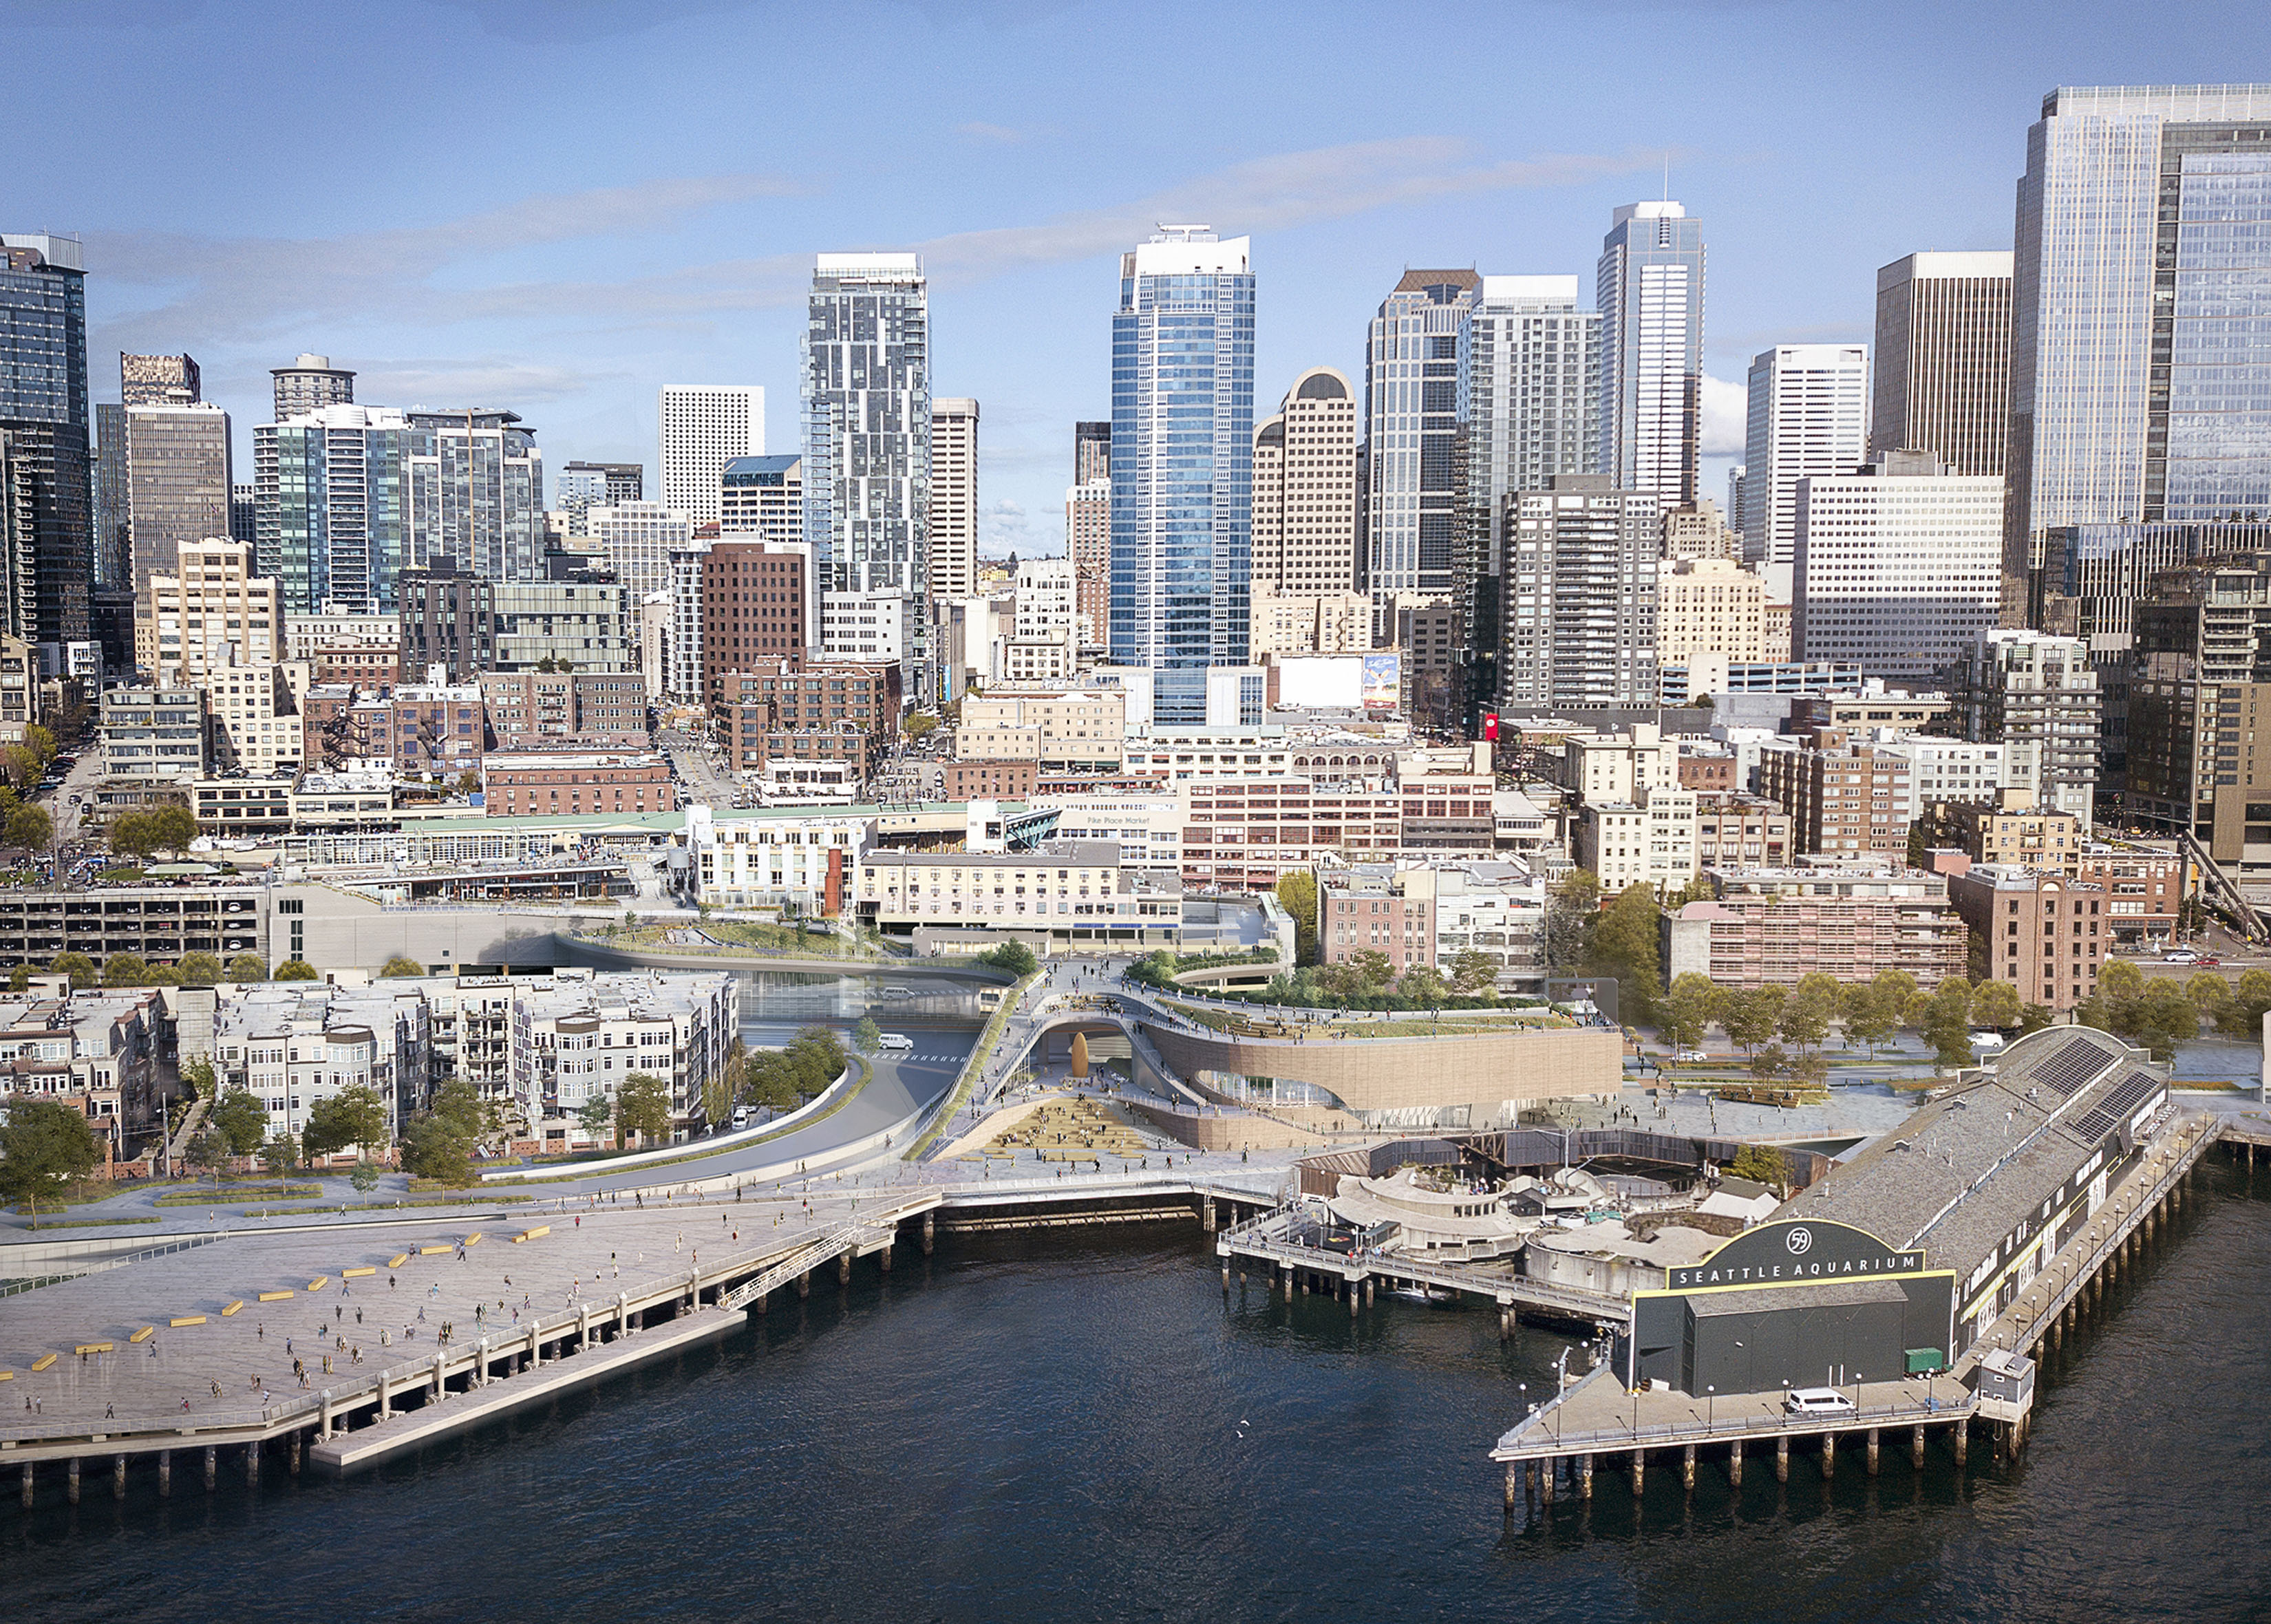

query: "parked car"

left=1784, top=1387, right=1857, bottom=1416
left=1672, top=1049, right=1709, bottom=1064
left=876, top=1032, right=914, bottom=1051
left=2164, top=949, right=2201, bottom=964
left=2196, top=955, right=2223, bottom=968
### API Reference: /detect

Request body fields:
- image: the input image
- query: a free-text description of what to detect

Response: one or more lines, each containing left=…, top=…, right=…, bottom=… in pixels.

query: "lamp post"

left=1707, top=1385, right=1715, bottom=1431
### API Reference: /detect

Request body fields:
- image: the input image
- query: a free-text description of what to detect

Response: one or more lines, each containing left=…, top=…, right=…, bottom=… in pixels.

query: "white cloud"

left=361, top=358, right=619, bottom=407
left=977, top=498, right=1063, bottom=559
left=1702, top=373, right=1748, bottom=457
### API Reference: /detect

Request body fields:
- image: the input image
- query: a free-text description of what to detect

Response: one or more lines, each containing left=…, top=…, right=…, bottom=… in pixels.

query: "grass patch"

left=12, top=1214, right=162, bottom=1230
left=908, top=972, right=1040, bottom=1160
left=2174, top=1078, right=2249, bottom=1091
left=153, top=1182, right=321, bottom=1207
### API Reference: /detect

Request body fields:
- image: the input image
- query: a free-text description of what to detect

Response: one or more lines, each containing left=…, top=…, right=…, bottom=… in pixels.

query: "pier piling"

left=204, top=1446, right=215, bottom=1491
left=797, top=1270, right=810, bottom=1299
left=1729, top=1439, right=1743, bottom=1486
left=1912, top=1426, right=1926, bottom=1470
left=1866, top=1428, right=1880, bottom=1475
left=1683, top=1444, right=1696, bottom=1491
left=1504, top=1462, right=1518, bottom=1510
left=1540, top=1457, right=1554, bottom=1504
left=19, top=1462, right=30, bottom=1508
left=1954, top=1419, right=1968, bottom=1466
left=921, top=1213, right=935, bottom=1256
left=113, top=1453, right=125, bottom=1501
left=67, top=1457, right=78, bottom=1505
left=1822, top=1434, right=1835, bottom=1479
left=246, top=1440, right=259, bottom=1487
left=1630, top=1449, right=1644, bottom=1496
left=290, top=1431, right=301, bottom=1476
left=158, top=1450, right=170, bottom=1497
left=837, top=1250, right=851, bottom=1286
left=1579, top=1453, right=1594, bottom=1498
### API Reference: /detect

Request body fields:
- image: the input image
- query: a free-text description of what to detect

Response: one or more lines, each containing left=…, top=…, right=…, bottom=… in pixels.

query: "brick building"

left=1945, top=790, right=2085, bottom=870
left=310, top=644, right=401, bottom=689
left=1695, top=791, right=1795, bottom=869
left=1182, top=779, right=1401, bottom=893
left=712, top=661, right=899, bottom=740
left=1321, top=870, right=1435, bottom=973
left=1661, top=864, right=1968, bottom=988
left=701, top=542, right=811, bottom=704
left=1943, top=859, right=2109, bottom=1013
left=938, top=759, right=1038, bottom=800
left=480, top=749, right=679, bottom=818
left=1756, top=729, right=1914, bottom=857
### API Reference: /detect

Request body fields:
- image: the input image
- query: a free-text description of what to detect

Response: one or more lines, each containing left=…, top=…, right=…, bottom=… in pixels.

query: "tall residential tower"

left=1597, top=202, right=1706, bottom=506
left=659, top=385, right=763, bottom=524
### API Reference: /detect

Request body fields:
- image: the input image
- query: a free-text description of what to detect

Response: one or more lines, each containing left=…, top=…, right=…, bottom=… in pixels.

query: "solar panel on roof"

left=2071, top=1071, right=2163, bottom=1143
left=2029, top=1037, right=2115, bottom=1098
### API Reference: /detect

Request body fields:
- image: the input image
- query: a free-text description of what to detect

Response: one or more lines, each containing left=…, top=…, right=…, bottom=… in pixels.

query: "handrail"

left=718, top=1225, right=857, bottom=1312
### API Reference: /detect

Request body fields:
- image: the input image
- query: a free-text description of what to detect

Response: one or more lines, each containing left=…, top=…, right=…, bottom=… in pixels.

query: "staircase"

left=717, top=1225, right=857, bottom=1312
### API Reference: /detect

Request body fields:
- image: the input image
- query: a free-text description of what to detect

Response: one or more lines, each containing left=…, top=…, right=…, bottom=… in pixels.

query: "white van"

left=877, top=1032, right=914, bottom=1051
left=1784, top=1387, right=1857, bottom=1416
left=730, top=1106, right=752, bottom=1131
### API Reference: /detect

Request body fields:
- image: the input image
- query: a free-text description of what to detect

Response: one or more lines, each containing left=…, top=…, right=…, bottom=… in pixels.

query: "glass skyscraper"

left=255, top=405, right=413, bottom=613
left=802, top=254, right=929, bottom=598
left=1363, top=269, right=1476, bottom=632
left=1108, top=227, right=1255, bottom=726
left=1597, top=202, right=1707, bottom=507
left=2008, top=85, right=2271, bottom=621
left=0, top=232, right=92, bottom=647
left=405, top=408, right=544, bottom=584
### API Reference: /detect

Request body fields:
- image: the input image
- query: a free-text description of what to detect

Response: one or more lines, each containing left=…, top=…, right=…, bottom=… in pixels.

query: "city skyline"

left=12, top=2, right=2252, bottom=562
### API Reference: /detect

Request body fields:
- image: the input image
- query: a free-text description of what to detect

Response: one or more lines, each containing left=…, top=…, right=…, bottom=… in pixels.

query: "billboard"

left=1275, top=655, right=1364, bottom=709
left=1361, top=652, right=1400, bottom=711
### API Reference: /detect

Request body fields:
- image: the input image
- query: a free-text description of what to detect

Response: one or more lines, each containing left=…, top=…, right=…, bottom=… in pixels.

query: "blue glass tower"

left=0, top=232, right=92, bottom=646
left=1108, top=227, right=1254, bottom=726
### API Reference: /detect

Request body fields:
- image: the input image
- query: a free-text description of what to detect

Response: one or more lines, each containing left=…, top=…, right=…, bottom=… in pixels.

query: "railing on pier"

left=718, top=1226, right=858, bottom=1312
left=1220, top=1220, right=1630, bottom=1323
left=1491, top=1366, right=1970, bottom=1460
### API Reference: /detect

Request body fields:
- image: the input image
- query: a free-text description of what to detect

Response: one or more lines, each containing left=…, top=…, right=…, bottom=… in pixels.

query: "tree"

left=2098, top=959, right=2146, bottom=1003
left=1920, top=979, right=1974, bottom=1069
left=21, top=723, right=56, bottom=773
left=1749, top=1042, right=1789, bottom=1084
left=903, top=712, right=939, bottom=740
left=3, top=801, right=51, bottom=853
left=1275, top=870, right=1319, bottom=965
left=1347, top=948, right=1394, bottom=991
left=1839, top=981, right=1899, bottom=1056
left=102, top=953, right=151, bottom=987
left=1660, top=973, right=1723, bottom=1053
left=349, top=1160, right=382, bottom=1201
left=1871, top=969, right=1919, bottom=1025
left=2131, top=981, right=2198, bottom=1061
left=1397, top=965, right=1448, bottom=1008
left=225, top=954, right=268, bottom=983
left=1720, top=985, right=1785, bottom=1056
left=47, top=950, right=96, bottom=985
left=178, top=1056, right=216, bottom=1102
left=1778, top=972, right=1841, bottom=1054
left=302, top=1084, right=390, bottom=1160
left=378, top=954, right=425, bottom=979
left=2018, top=1003, right=2056, bottom=1036
left=209, top=1087, right=268, bottom=1159
left=108, top=811, right=161, bottom=865
left=1545, top=868, right=1601, bottom=974
left=0, top=1098, right=101, bottom=1219
left=259, top=1131, right=300, bottom=1177
left=2219, top=968, right=2271, bottom=1037
left=853, top=1016, right=882, bottom=1052
left=1970, top=979, right=2023, bottom=1031
left=186, top=1126, right=229, bottom=1186
left=1727, top=1142, right=1789, bottom=1189
left=173, top=951, right=224, bottom=986
left=977, top=940, right=1038, bottom=977
left=399, top=1114, right=473, bottom=1185
left=2186, top=970, right=2232, bottom=1021
left=1449, top=949, right=1497, bottom=997
left=429, top=1078, right=493, bottom=1151
left=578, top=1091, right=617, bottom=1148
left=275, top=959, right=320, bottom=981
left=6, top=966, right=27, bottom=992
left=616, top=1072, right=673, bottom=1146
left=1589, top=884, right=1663, bottom=1025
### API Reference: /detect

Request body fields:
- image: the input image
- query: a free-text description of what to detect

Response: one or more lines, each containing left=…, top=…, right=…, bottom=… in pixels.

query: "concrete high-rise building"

left=93, top=402, right=128, bottom=586
left=140, top=537, right=283, bottom=681
left=1251, top=367, right=1358, bottom=597
left=588, top=500, right=693, bottom=603
left=719, top=454, right=802, bottom=544
left=555, top=460, right=643, bottom=529
left=1597, top=202, right=1706, bottom=506
left=1496, top=474, right=1659, bottom=708
left=1792, top=449, right=2003, bottom=687
left=1109, top=228, right=1255, bottom=726
left=1362, top=269, right=1477, bottom=625
left=1074, top=420, right=1111, bottom=485
left=1741, top=343, right=1870, bottom=577
left=929, top=397, right=979, bottom=604
left=659, top=386, right=763, bottom=525
left=802, top=255, right=928, bottom=599
left=125, top=400, right=232, bottom=598
left=1657, top=556, right=1771, bottom=665
left=1067, top=477, right=1109, bottom=643
left=120, top=352, right=200, bottom=407
left=1460, top=274, right=1602, bottom=707
left=1948, top=629, right=2100, bottom=824
left=255, top=405, right=414, bottom=613
left=0, top=232, right=92, bottom=647
left=1726, top=464, right=1747, bottom=536
left=1663, top=497, right=1738, bottom=560
left=270, top=354, right=354, bottom=423
left=2008, top=85, right=2271, bottom=625
left=1870, top=251, right=2014, bottom=476
left=405, top=408, right=544, bottom=582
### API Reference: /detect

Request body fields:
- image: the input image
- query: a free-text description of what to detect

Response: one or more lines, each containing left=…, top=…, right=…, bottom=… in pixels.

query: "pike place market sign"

left=1667, top=1219, right=1926, bottom=1292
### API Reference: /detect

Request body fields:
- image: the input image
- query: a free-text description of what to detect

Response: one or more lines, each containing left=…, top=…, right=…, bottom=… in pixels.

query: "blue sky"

left=6, top=0, right=2259, bottom=557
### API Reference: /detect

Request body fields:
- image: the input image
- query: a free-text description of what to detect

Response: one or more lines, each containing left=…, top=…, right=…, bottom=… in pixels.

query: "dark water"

left=10, top=1164, right=2270, bottom=1624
